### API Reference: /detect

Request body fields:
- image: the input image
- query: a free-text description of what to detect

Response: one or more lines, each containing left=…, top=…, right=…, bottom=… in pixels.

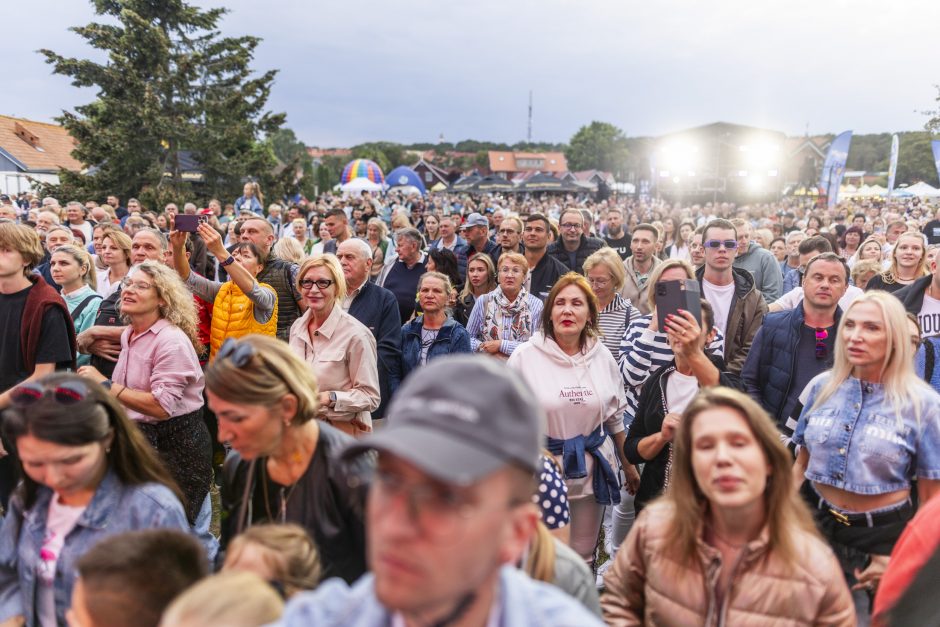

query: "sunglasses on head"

left=815, top=328, right=829, bottom=360
left=703, top=239, right=739, bottom=250
left=10, top=380, right=92, bottom=408
left=216, top=338, right=256, bottom=367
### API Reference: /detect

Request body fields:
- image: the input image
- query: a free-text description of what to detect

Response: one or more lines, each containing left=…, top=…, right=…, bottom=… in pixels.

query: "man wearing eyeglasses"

left=695, top=218, right=767, bottom=375
left=742, top=252, right=846, bottom=444
left=547, top=208, right=605, bottom=275
left=497, top=215, right=524, bottom=257
left=275, top=356, right=602, bottom=627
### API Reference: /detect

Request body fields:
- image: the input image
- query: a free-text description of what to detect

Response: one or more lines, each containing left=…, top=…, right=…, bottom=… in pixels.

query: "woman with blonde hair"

left=78, top=261, right=212, bottom=527
left=792, top=291, right=940, bottom=617
left=865, top=231, right=928, bottom=293
left=290, top=218, right=314, bottom=255
left=851, top=258, right=883, bottom=291
left=288, top=254, right=379, bottom=435
left=224, top=524, right=320, bottom=598
left=97, top=229, right=132, bottom=297
left=235, top=182, right=264, bottom=214
left=583, top=248, right=638, bottom=358
left=159, top=571, right=283, bottom=627
left=602, top=387, right=855, bottom=625
left=453, top=252, right=496, bottom=327
left=366, top=217, right=390, bottom=279
left=273, top=236, right=306, bottom=265
left=50, top=244, right=100, bottom=366
left=207, top=335, right=370, bottom=583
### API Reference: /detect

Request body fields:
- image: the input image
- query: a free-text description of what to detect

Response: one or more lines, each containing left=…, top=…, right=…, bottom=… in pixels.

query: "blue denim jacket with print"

left=793, top=374, right=940, bottom=494
left=0, top=469, right=191, bottom=626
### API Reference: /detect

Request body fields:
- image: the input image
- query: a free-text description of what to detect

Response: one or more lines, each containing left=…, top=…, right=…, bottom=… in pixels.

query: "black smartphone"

left=175, top=215, right=208, bottom=232
left=655, top=279, right=702, bottom=332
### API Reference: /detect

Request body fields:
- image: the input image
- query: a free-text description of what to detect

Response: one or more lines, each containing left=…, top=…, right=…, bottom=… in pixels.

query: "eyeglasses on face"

left=703, top=239, right=739, bottom=250
left=299, top=278, right=334, bottom=291
left=120, top=277, right=154, bottom=292
left=560, top=222, right=583, bottom=230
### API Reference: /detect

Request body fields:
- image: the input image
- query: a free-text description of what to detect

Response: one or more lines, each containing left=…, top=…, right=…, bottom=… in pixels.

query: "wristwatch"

left=100, top=379, right=113, bottom=390
left=329, top=391, right=337, bottom=407
left=220, top=255, right=236, bottom=267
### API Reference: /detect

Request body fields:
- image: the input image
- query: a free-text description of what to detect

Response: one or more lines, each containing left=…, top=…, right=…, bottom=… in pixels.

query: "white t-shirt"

left=772, top=285, right=863, bottom=312
left=918, top=292, right=940, bottom=337
left=702, top=278, right=736, bottom=337
left=38, top=497, right=87, bottom=627
left=666, top=369, right=700, bottom=415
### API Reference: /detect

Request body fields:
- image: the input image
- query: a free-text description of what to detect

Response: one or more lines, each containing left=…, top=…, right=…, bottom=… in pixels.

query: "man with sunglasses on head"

left=275, top=356, right=602, bottom=627
left=696, top=218, right=767, bottom=375
left=742, top=252, right=846, bottom=444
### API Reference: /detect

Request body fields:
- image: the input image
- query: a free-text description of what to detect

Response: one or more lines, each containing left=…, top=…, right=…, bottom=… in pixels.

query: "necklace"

left=261, top=462, right=302, bottom=524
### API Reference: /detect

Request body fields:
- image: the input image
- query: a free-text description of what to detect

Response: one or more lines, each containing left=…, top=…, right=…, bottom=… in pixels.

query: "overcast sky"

left=6, top=0, right=940, bottom=147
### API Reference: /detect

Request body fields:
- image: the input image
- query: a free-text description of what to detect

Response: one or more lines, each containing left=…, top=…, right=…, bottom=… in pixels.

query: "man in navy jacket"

left=338, top=240, right=402, bottom=420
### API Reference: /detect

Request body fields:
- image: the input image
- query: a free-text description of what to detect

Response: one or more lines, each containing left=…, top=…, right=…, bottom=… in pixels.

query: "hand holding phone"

left=175, top=215, right=208, bottom=233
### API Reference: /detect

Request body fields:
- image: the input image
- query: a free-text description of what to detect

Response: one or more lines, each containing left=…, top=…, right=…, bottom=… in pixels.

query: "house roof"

left=0, top=115, right=83, bottom=173
left=488, top=151, right=567, bottom=173
left=412, top=158, right=450, bottom=184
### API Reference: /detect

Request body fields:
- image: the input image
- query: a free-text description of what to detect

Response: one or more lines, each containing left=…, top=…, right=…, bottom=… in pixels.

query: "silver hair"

left=340, top=237, right=373, bottom=260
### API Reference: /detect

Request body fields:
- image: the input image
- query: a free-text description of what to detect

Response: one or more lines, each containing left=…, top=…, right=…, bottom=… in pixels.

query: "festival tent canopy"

left=340, top=177, right=383, bottom=194
left=903, top=182, right=940, bottom=197
left=430, top=181, right=449, bottom=192
left=513, top=172, right=579, bottom=193
left=471, top=175, right=515, bottom=193
left=451, top=174, right=481, bottom=191
left=341, top=159, right=385, bottom=185
left=386, top=165, right=427, bottom=194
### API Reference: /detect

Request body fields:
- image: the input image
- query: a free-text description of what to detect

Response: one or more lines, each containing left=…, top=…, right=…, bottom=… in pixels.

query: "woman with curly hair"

left=78, top=261, right=212, bottom=527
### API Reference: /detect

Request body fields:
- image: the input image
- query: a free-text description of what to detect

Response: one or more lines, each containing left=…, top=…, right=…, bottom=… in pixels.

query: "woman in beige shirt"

left=288, top=254, right=380, bottom=435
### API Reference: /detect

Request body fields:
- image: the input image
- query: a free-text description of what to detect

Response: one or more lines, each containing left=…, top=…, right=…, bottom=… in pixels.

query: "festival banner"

left=819, top=131, right=853, bottom=208
left=932, top=140, right=940, bottom=186
left=887, top=134, right=899, bottom=197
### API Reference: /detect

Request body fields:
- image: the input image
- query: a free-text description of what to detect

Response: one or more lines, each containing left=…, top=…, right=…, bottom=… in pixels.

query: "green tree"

left=40, top=0, right=284, bottom=204
left=566, top=121, right=630, bottom=179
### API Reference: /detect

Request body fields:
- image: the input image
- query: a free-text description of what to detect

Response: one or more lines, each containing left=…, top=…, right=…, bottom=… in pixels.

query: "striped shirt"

left=618, top=314, right=725, bottom=425
left=597, top=294, right=641, bottom=360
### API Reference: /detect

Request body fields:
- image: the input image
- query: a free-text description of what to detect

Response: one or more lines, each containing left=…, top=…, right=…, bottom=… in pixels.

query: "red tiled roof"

left=488, top=151, right=567, bottom=173
left=0, top=115, right=83, bottom=172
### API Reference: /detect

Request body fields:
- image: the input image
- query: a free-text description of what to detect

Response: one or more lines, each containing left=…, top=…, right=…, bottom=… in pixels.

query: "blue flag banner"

left=932, top=140, right=940, bottom=186
left=887, top=134, right=899, bottom=197
left=819, top=131, right=853, bottom=208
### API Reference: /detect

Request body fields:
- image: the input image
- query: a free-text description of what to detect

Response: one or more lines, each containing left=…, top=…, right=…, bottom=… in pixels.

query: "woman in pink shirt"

left=78, top=261, right=211, bottom=524
left=288, top=255, right=379, bottom=436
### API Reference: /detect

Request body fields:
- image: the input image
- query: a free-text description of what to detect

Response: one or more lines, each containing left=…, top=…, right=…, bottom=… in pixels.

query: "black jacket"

left=529, top=252, right=570, bottom=301
left=348, top=280, right=403, bottom=420
left=221, top=423, right=371, bottom=584
left=547, top=235, right=606, bottom=274
left=624, top=353, right=741, bottom=513
left=894, top=274, right=932, bottom=314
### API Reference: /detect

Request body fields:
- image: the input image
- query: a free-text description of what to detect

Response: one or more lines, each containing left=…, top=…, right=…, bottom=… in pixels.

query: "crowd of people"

left=1, top=185, right=940, bottom=625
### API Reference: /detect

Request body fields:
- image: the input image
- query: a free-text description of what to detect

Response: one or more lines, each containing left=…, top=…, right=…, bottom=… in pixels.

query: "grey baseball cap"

left=341, top=355, right=544, bottom=485
left=459, top=212, right=488, bottom=230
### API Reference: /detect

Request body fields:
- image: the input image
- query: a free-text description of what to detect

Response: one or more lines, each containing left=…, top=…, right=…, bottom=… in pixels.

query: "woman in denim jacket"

left=0, top=373, right=190, bottom=627
left=400, top=272, right=471, bottom=379
left=793, top=292, right=940, bottom=618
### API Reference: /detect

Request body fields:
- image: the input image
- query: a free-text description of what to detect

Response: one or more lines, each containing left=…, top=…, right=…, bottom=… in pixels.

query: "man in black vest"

left=239, top=217, right=303, bottom=340
left=337, top=239, right=402, bottom=420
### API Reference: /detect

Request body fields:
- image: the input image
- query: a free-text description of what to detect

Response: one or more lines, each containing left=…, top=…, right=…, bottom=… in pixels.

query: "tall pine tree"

left=41, top=0, right=285, bottom=206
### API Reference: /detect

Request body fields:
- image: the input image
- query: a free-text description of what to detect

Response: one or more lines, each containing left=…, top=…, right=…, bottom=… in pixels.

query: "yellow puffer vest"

left=209, top=281, right=278, bottom=359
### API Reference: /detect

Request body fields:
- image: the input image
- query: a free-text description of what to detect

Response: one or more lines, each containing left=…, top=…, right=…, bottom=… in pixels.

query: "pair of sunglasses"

left=10, top=380, right=92, bottom=407
left=815, top=328, right=829, bottom=360
left=703, top=239, right=739, bottom=250
left=216, top=337, right=256, bottom=367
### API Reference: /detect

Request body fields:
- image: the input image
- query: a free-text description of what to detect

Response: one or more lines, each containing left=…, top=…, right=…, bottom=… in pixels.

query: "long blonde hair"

left=460, top=252, right=497, bottom=300
left=880, top=231, right=927, bottom=284
left=662, top=387, right=819, bottom=569
left=122, top=261, right=203, bottom=354
left=811, top=291, right=931, bottom=424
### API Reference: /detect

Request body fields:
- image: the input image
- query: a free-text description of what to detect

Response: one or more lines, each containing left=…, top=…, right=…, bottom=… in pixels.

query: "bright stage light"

left=739, top=142, right=780, bottom=168
left=660, top=142, right=699, bottom=172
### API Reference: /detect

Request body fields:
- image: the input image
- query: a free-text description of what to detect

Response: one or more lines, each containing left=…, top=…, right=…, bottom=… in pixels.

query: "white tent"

left=903, top=181, right=940, bottom=198
left=341, top=177, right=384, bottom=194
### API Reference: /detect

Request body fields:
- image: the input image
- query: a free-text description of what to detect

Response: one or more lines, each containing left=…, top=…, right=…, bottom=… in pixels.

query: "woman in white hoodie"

left=508, top=272, right=630, bottom=564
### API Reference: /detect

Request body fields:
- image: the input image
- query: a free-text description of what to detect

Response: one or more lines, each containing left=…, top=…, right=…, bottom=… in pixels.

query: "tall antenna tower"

left=527, top=90, right=533, bottom=143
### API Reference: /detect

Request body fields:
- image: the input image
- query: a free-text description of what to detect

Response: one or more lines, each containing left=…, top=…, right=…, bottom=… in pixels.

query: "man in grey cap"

left=458, top=212, right=502, bottom=269
left=275, top=355, right=603, bottom=627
